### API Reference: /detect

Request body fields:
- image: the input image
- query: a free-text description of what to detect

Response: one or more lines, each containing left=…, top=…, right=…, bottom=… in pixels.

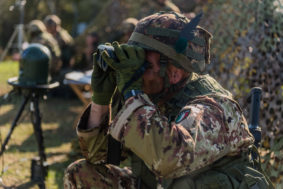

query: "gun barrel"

left=249, top=87, right=262, bottom=129
left=248, top=87, right=262, bottom=151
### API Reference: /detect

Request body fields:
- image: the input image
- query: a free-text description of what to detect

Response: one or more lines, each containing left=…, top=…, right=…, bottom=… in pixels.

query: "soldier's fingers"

left=101, top=50, right=118, bottom=70
left=122, top=44, right=136, bottom=60
left=92, top=53, right=100, bottom=69
left=112, top=41, right=127, bottom=61
left=136, top=47, right=145, bottom=60
left=92, top=52, right=106, bottom=78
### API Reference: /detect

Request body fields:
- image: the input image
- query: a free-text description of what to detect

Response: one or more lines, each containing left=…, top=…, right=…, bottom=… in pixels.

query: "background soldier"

left=119, top=17, right=138, bottom=43
left=110, top=17, right=138, bottom=43
left=64, top=12, right=272, bottom=188
left=155, top=0, right=181, bottom=13
left=27, top=19, right=62, bottom=79
left=70, top=31, right=100, bottom=71
left=44, top=14, right=74, bottom=69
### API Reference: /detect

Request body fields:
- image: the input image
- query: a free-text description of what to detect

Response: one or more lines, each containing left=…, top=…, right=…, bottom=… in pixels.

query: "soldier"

left=27, top=20, right=62, bottom=79
left=142, top=0, right=181, bottom=19
left=44, top=14, right=74, bottom=69
left=155, top=0, right=181, bottom=13
left=64, top=12, right=273, bottom=188
left=70, top=31, right=100, bottom=71
left=111, top=17, right=138, bottom=43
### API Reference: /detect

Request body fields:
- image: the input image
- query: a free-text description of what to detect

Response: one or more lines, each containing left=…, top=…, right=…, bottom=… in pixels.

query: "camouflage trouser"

left=64, top=159, right=137, bottom=189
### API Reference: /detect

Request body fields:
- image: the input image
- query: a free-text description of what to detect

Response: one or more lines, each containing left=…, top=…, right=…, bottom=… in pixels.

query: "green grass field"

left=0, top=61, right=84, bottom=188
left=0, top=61, right=18, bottom=95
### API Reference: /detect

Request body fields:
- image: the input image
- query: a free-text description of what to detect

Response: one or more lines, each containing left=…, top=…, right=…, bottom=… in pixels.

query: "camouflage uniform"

left=44, top=15, right=74, bottom=68
left=64, top=12, right=272, bottom=189
left=64, top=73, right=263, bottom=188
left=27, top=20, right=62, bottom=77
left=64, top=159, right=136, bottom=189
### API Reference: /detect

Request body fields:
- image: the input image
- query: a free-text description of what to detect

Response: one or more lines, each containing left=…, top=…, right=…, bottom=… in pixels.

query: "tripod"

left=0, top=0, right=26, bottom=62
left=0, top=78, right=59, bottom=188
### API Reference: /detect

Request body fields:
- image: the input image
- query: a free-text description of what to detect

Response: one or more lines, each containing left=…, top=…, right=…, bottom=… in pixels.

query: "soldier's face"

left=142, top=51, right=164, bottom=94
left=142, top=51, right=189, bottom=95
left=46, top=25, right=56, bottom=35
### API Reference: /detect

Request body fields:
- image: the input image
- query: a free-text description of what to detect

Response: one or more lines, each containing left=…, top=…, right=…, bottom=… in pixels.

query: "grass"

left=0, top=61, right=85, bottom=188
left=0, top=61, right=18, bottom=95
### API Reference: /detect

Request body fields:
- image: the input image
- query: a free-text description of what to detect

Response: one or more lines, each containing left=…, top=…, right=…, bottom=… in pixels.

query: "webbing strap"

left=129, top=32, right=194, bottom=72
left=147, top=27, right=179, bottom=38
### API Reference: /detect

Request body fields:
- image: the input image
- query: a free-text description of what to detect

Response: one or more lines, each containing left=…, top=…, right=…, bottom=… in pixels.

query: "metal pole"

left=248, top=87, right=262, bottom=160
left=0, top=29, right=18, bottom=62
left=30, top=92, right=46, bottom=188
left=0, top=94, right=30, bottom=156
left=0, top=0, right=26, bottom=61
left=17, top=0, right=26, bottom=54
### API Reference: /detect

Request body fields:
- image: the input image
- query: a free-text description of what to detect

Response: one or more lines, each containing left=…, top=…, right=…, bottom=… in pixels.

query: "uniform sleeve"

left=109, top=94, right=254, bottom=178
left=76, top=104, right=109, bottom=164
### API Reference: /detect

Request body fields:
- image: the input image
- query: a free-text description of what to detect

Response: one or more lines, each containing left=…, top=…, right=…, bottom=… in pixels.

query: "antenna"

left=0, top=0, right=27, bottom=62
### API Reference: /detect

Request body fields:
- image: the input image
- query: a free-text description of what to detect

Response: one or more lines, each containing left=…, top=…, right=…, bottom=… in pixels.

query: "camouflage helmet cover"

left=128, top=11, right=212, bottom=73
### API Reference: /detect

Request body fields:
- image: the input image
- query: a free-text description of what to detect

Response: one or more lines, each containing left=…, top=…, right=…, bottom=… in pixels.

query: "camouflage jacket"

left=30, top=32, right=61, bottom=58
left=30, top=32, right=62, bottom=75
left=76, top=73, right=254, bottom=180
left=54, top=28, right=74, bottom=49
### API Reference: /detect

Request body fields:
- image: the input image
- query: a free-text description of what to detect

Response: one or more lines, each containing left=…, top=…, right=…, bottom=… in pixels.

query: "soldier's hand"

left=102, top=41, right=145, bottom=97
left=91, top=47, right=116, bottom=105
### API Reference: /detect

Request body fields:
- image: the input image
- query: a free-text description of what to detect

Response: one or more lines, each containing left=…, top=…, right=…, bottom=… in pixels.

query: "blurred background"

left=0, top=0, right=282, bottom=188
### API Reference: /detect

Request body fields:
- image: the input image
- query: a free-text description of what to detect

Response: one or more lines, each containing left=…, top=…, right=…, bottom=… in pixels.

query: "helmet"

left=28, top=20, right=47, bottom=34
left=19, top=43, right=51, bottom=86
left=44, top=14, right=61, bottom=26
left=128, top=11, right=212, bottom=73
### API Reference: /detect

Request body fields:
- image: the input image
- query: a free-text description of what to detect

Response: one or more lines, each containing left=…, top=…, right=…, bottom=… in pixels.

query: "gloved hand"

left=91, top=45, right=116, bottom=105
left=102, top=41, right=145, bottom=97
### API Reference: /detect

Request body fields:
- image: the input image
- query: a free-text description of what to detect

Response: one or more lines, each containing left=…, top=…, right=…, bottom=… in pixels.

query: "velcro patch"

left=175, top=109, right=191, bottom=123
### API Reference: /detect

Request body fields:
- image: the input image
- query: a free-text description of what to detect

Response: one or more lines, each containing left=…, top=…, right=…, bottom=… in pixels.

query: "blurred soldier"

left=44, top=14, right=74, bottom=69
left=27, top=20, right=62, bottom=79
left=110, top=17, right=138, bottom=43
left=64, top=12, right=273, bottom=189
left=119, top=17, right=138, bottom=43
left=70, top=31, right=100, bottom=71
left=155, top=0, right=181, bottom=13
left=172, top=0, right=198, bottom=12
left=137, top=0, right=180, bottom=20
left=157, top=0, right=181, bottom=13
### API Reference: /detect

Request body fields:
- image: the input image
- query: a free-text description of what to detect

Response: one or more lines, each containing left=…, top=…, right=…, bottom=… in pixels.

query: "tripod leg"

left=30, top=93, right=46, bottom=162
left=0, top=95, right=30, bottom=156
left=30, top=92, right=47, bottom=188
left=0, top=28, right=18, bottom=62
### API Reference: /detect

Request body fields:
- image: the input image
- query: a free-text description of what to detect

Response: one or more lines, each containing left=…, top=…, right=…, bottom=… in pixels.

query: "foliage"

left=0, top=0, right=106, bottom=49
left=81, top=0, right=182, bottom=44
left=202, top=0, right=283, bottom=186
left=1, top=0, right=283, bottom=187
